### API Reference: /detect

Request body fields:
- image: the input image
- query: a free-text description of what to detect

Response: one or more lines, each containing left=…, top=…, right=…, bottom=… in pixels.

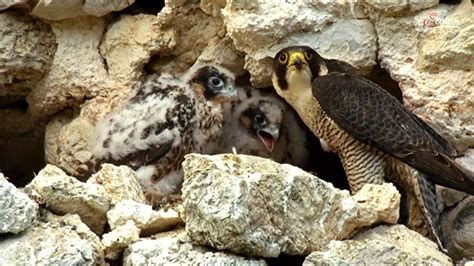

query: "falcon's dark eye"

left=254, top=114, right=266, bottom=125
left=305, top=51, right=313, bottom=60
left=208, top=77, right=224, bottom=89
left=278, top=53, right=288, bottom=64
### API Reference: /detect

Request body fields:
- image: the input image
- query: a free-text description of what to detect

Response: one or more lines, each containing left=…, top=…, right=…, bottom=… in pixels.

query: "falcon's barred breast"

left=271, top=45, right=474, bottom=251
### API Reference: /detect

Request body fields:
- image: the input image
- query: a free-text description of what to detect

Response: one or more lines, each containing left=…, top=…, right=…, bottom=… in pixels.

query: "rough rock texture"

left=88, top=164, right=147, bottom=205
left=31, top=0, right=135, bottom=20
left=107, top=200, right=183, bottom=236
left=27, top=16, right=110, bottom=117
left=0, top=0, right=31, bottom=10
left=354, top=225, right=451, bottom=263
left=102, top=220, right=140, bottom=260
left=0, top=213, right=105, bottom=265
left=100, top=14, right=176, bottom=87
left=222, top=1, right=377, bottom=87
left=0, top=173, right=38, bottom=234
left=24, top=164, right=110, bottom=235
left=304, top=225, right=451, bottom=265
left=441, top=196, right=474, bottom=260
left=182, top=154, right=400, bottom=257
left=376, top=4, right=473, bottom=151
left=0, top=11, right=56, bottom=96
left=123, top=230, right=267, bottom=266
left=361, top=0, right=438, bottom=15
left=44, top=113, right=96, bottom=178
left=417, top=1, right=474, bottom=71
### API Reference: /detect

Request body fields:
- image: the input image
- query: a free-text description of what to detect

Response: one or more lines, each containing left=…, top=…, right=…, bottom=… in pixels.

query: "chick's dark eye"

left=208, top=77, right=224, bottom=88
left=278, top=53, right=288, bottom=64
left=305, top=51, right=312, bottom=60
left=254, top=115, right=265, bottom=125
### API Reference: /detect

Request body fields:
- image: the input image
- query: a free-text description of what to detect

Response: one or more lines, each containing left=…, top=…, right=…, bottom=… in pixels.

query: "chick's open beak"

left=257, top=124, right=280, bottom=152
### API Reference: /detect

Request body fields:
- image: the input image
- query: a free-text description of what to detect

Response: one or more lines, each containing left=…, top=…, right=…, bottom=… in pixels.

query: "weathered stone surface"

left=0, top=213, right=105, bottom=265
left=0, top=173, right=38, bottom=234
left=418, top=0, right=474, bottom=71
left=354, top=225, right=451, bottom=263
left=0, top=0, right=31, bottom=10
left=102, top=220, right=140, bottom=260
left=24, top=164, right=110, bottom=235
left=153, top=2, right=228, bottom=75
left=99, top=14, right=176, bottom=87
left=107, top=200, right=183, bottom=236
left=222, top=1, right=377, bottom=87
left=27, top=16, right=110, bottom=117
left=361, top=0, right=438, bottom=15
left=456, top=149, right=474, bottom=178
left=182, top=154, right=400, bottom=257
left=123, top=230, right=267, bottom=266
left=0, top=11, right=56, bottom=96
left=88, top=164, right=147, bottom=205
left=44, top=113, right=96, bottom=178
left=31, top=0, right=135, bottom=20
left=441, top=196, right=474, bottom=260
left=305, top=225, right=451, bottom=265
left=376, top=5, right=473, bottom=151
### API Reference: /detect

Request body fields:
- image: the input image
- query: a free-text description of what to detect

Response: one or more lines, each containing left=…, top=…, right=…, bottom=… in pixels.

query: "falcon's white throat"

left=272, top=66, right=313, bottom=106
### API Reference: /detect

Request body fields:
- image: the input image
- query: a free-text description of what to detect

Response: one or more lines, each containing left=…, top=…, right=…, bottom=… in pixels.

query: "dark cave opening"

left=0, top=96, right=46, bottom=187
left=119, top=0, right=166, bottom=15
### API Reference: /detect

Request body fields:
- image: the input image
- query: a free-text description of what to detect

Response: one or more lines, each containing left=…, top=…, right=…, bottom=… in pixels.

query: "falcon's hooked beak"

left=288, top=51, right=308, bottom=71
left=213, top=84, right=239, bottom=103
left=256, top=123, right=280, bottom=152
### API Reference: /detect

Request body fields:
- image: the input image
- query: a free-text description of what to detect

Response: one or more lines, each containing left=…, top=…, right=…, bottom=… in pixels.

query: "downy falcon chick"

left=206, top=86, right=309, bottom=168
left=271, top=46, right=474, bottom=250
left=91, top=64, right=237, bottom=202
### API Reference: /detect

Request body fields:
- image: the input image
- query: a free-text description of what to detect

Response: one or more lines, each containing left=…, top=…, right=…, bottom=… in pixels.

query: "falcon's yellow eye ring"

left=278, top=53, right=288, bottom=64
left=304, top=51, right=312, bottom=60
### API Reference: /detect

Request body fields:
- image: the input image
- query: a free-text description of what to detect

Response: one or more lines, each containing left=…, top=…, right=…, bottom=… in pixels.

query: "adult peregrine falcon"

left=206, top=86, right=308, bottom=167
left=91, top=64, right=237, bottom=203
left=271, top=46, right=474, bottom=249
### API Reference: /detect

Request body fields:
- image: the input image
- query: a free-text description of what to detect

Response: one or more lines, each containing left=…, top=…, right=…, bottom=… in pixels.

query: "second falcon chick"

left=91, top=64, right=237, bottom=203
left=206, top=87, right=309, bottom=168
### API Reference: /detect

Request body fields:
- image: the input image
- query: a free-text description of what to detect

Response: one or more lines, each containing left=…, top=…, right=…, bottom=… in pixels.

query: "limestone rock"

left=27, top=16, right=110, bottom=117
left=376, top=5, right=473, bottom=151
left=44, top=113, right=96, bottom=178
left=99, top=14, right=177, bottom=87
left=0, top=173, right=38, bottom=234
left=0, top=213, right=105, bottom=265
left=153, top=2, right=228, bottom=75
left=354, top=225, right=451, bottom=263
left=305, top=225, right=451, bottom=265
left=0, top=11, right=56, bottom=96
left=31, top=0, right=135, bottom=20
left=46, top=213, right=106, bottom=264
left=102, top=220, right=140, bottom=260
left=88, top=164, right=147, bottom=205
left=24, top=164, right=110, bottom=235
left=222, top=1, right=377, bottom=87
left=0, top=0, right=31, bottom=10
left=418, top=1, right=474, bottom=71
left=441, top=196, right=474, bottom=260
left=182, top=154, right=400, bottom=257
left=456, top=149, right=474, bottom=178
left=123, top=230, right=267, bottom=266
left=361, top=0, right=438, bottom=15
left=107, top=200, right=183, bottom=236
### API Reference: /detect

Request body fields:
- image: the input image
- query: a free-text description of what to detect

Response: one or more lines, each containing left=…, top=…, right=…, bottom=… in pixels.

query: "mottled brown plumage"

left=271, top=45, right=474, bottom=251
